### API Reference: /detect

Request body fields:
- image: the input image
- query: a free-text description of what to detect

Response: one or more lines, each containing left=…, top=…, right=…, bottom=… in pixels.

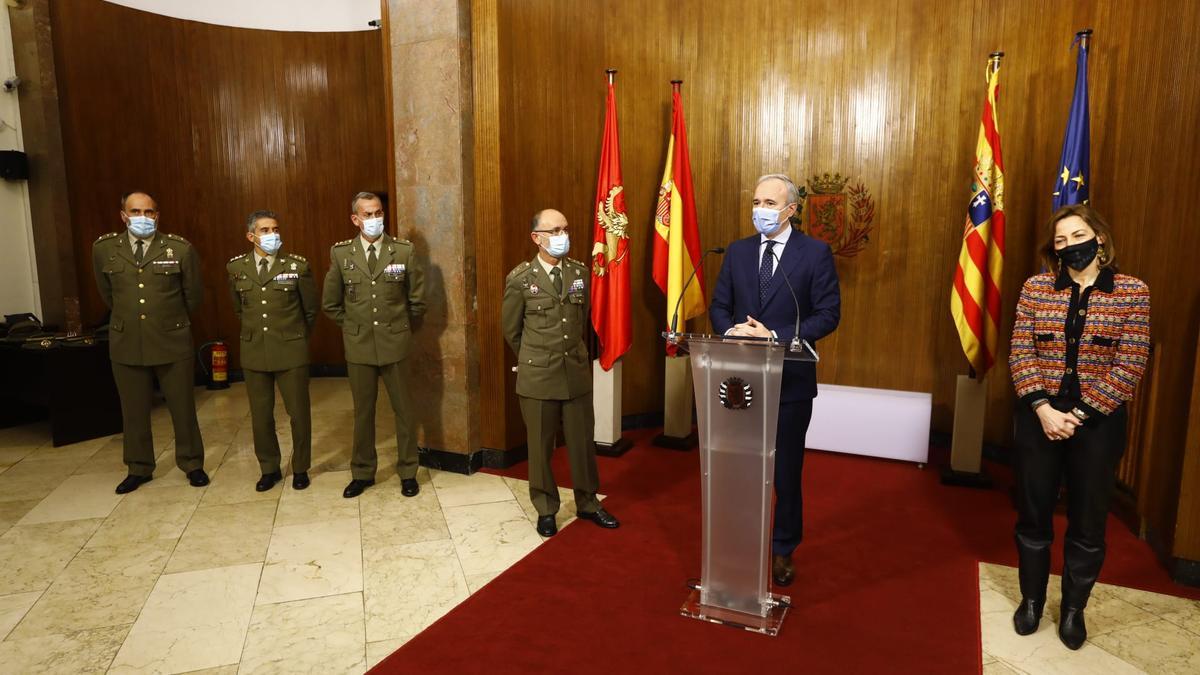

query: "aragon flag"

left=652, top=81, right=704, bottom=353
left=590, top=72, right=631, bottom=371
left=951, top=53, right=1006, bottom=376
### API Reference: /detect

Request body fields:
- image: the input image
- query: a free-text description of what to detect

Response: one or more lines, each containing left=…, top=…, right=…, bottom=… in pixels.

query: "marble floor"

left=980, top=562, right=1200, bottom=674
left=0, top=379, right=583, bottom=674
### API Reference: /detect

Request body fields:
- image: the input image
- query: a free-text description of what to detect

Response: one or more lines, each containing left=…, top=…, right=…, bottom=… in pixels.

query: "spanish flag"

left=951, top=53, right=1006, bottom=375
left=652, top=81, right=705, bottom=350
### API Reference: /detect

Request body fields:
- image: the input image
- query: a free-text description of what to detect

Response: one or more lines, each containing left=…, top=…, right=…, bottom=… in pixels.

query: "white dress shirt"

left=758, top=222, right=793, bottom=275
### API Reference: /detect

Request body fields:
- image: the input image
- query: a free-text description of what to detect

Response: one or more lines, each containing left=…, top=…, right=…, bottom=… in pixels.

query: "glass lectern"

left=663, top=331, right=818, bottom=636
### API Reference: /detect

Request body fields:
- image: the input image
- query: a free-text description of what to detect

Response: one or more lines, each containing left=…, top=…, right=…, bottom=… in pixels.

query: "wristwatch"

left=1031, top=398, right=1050, bottom=411
left=1070, top=407, right=1089, bottom=422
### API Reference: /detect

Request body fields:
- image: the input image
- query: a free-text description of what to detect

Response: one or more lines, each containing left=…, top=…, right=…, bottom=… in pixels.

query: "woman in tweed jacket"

left=1007, top=204, right=1150, bottom=650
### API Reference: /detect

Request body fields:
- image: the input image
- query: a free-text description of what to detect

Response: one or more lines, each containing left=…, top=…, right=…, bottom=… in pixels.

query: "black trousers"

left=1012, top=403, right=1126, bottom=609
left=773, top=399, right=813, bottom=557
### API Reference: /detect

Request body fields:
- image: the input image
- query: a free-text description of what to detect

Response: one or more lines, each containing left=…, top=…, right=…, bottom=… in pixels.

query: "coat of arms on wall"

left=800, top=173, right=876, bottom=258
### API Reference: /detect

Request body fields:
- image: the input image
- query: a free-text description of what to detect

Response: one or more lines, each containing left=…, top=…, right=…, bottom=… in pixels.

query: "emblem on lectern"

left=718, top=377, right=753, bottom=410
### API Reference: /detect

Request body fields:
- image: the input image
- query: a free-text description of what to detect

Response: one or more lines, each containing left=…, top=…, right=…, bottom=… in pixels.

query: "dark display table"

left=0, top=337, right=123, bottom=446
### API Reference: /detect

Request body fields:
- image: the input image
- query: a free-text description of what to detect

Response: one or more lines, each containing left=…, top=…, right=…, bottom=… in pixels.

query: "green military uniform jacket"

left=502, top=255, right=591, bottom=401
left=92, top=231, right=203, bottom=366
left=322, top=233, right=426, bottom=366
left=227, top=250, right=317, bottom=372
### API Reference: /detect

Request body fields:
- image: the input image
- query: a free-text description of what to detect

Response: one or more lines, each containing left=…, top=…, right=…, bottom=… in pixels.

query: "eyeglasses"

left=534, top=227, right=569, bottom=236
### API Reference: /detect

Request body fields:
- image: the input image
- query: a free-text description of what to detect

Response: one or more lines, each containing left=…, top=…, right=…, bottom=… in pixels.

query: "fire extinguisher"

left=198, top=340, right=231, bottom=390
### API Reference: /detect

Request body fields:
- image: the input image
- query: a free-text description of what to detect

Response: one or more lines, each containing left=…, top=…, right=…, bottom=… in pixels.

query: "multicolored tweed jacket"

left=1008, top=268, right=1150, bottom=417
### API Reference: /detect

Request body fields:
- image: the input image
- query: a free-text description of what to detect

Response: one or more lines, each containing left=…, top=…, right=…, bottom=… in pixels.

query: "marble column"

left=385, top=0, right=480, bottom=457
left=7, top=0, right=78, bottom=328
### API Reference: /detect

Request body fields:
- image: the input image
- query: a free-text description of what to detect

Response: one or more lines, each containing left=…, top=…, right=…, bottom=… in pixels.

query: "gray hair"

left=756, top=174, right=801, bottom=205
left=351, top=191, right=382, bottom=215
left=245, top=209, right=278, bottom=233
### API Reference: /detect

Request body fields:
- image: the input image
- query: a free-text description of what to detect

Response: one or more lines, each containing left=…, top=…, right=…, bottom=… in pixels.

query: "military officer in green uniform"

left=227, top=210, right=318, bottom=492
left=502, top=208, right=619, bottom=537
left=92, top=191, right=208, bottom=494
left=322, top=192, right=426, bottom=499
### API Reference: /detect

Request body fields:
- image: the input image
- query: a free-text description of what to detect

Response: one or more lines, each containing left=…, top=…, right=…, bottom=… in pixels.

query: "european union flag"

left=1052, top=31, right=1091, bottom=210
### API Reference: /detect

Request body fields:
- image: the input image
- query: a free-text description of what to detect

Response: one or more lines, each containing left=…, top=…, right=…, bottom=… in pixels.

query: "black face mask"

left=1057, top=237, right=1099, bottom=271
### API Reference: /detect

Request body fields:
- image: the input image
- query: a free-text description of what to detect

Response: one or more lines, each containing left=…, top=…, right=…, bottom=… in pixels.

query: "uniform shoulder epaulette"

left=565, top=257, right=587, bottom=269
left=228, top=253, right=248, bottom=263
left=394, top=237, right=412, bottom=246
left=95, top=232, right=120, bottom=242
left=165, top=233, right=189, bottom=243
left=506, top=260, right=532, bottom=281
left=288, top=253, right=307, bottom=262
left=333, top=239, right=354, bottom=248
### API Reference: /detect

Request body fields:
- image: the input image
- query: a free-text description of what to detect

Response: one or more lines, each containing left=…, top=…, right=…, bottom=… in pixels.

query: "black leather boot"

left=1058, top=606, right=1087, bottom=650
left=1012, top=597, right=1043, bottom=635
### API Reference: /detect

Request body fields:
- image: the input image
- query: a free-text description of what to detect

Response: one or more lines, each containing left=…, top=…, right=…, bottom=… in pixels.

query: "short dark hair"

left=246, top=209, right=279, bottom=233
left=530, top=210, right=544, bottom=231
left=1039, top=203, right=1119, bottom=272
left=120, top=191, right=157, bottom=210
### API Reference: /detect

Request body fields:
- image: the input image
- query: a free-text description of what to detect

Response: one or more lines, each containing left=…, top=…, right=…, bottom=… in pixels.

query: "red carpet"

left=373, top=429, right=1200, bottom=674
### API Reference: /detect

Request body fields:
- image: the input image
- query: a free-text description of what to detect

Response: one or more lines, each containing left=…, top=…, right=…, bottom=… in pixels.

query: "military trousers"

left=518, top=392, right=601, bottom=517
left=347, top=360, right=418, bottom=481
left=243, top=366, right=311, bottom=475
left=111, top=358, right=205, bottom=477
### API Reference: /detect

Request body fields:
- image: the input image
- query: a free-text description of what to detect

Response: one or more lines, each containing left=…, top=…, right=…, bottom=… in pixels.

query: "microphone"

left=767, top=246, right=804, bottom=351
left=670, top=247, right=725, bottom=335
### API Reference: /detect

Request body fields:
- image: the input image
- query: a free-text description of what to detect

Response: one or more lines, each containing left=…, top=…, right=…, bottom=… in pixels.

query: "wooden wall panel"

left=50, top=0, right=387, bottom=367
left=477, top=0, right=1200, bottom=545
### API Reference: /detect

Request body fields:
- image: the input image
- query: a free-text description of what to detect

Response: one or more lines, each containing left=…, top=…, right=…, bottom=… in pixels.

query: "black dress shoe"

left=1058, top=606, right=1087, bottom=650
left=115, top=474, right=152, bottom=494
left=255, top=471, right=283, bottom=492
left=577, top=507, right=620, bottom=529
left=187, top=469, right=210, bottom=487
left=1012, top=598, right=1044, bottom=635
left=400, top=478, right=419, bottom=497
left=343, top=478, right=375, bottom=498
left=292, top=472, right=310, bottom=490
left=772, top=554, right=795, bottom=587
left=536, top=515, right=557, bottom=537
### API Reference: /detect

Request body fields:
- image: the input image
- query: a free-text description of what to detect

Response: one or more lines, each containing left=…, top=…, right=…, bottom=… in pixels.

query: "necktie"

left=759, top=240, right=777, bottom=306
left=550, top=267, right=563, bottom=296
left=367, top=244, right=377, bottom=274
left=134, top=239, right=144, bottom=265
left=259, top=258, right=269, bottom=281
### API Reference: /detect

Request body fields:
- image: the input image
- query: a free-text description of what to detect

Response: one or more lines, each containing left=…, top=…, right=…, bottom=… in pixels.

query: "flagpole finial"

left=1075, top=28, right=1093, bottom=50
left=989, top=51, right=1004, bottom=59
left=606, top=68, right=616, bottom=84
left=1076, top=28, right=1093, bottom=37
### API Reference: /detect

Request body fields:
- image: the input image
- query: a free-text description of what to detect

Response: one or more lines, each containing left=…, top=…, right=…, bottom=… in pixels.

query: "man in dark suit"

left=710, top=174, right=841, bottom=587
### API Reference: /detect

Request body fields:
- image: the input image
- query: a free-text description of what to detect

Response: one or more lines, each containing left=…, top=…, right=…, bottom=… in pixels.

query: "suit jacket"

left=92, top=231, right=203, bottom=366
left=709, top=228, right=841, bottom=402
left=501, top=255, right=591, bottom=400
left=321, top=233, right=425, bottom=366
left=227, top=250, right=317, bottom=372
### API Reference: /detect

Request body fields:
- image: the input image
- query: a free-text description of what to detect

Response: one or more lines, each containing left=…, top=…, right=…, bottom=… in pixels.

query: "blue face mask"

left=127, top=215, right=156, bottom=238
left=543, top=233, right=570, bottom=258
left=361, top=217, right=384, bottom=239
left=257, top=233, right=282, bottom=255
left=752, top=206, right=787, bottom=235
